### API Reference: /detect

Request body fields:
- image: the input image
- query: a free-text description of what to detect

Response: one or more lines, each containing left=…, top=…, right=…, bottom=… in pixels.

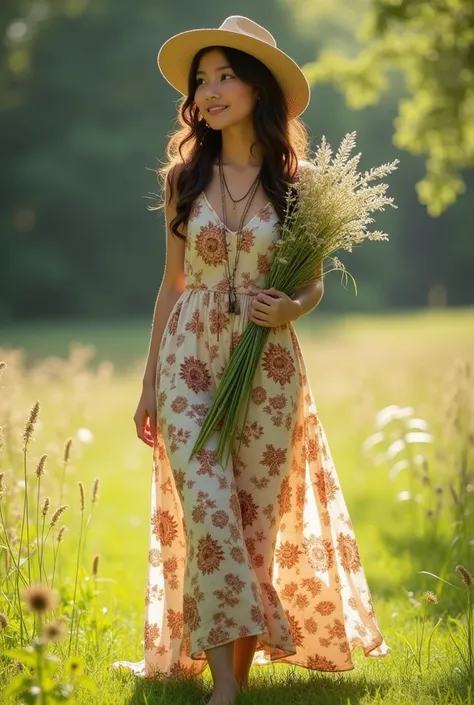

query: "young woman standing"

left=116, top=15, right=389, bottom=705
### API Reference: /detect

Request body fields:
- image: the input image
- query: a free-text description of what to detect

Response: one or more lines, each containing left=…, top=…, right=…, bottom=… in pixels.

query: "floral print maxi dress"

left=117, top=188, right=390, bottom=678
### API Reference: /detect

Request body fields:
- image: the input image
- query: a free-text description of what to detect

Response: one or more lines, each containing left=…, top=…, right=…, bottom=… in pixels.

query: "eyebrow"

left=196, top=65, right=232, bottom=76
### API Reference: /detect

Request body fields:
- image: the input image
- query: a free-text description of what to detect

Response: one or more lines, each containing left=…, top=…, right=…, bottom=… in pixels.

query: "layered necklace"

left=218, top=155, right=261, bottom=315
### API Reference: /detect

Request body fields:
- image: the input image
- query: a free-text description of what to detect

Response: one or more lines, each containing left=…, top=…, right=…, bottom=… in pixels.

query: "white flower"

left=405, top=432, right=433, bottom=444
left=406, top=418, right=430, bottom=431
left=387, top=439, right=406, bottom=460
left=362, top=432, right=384, bottom=452
left=77, top=428, right=93, bottom=444
left=376, top=405, right=414, bottom=428
left=396, top=490, right=412, bottom=501
left=389, top=459, right=409, bottom=480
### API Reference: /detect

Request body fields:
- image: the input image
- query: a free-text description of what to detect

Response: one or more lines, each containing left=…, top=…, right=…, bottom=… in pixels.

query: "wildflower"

left=91, top=477, right=100, bottom=504
left=63, top=438, right=72, bottom=463
left=92, top=555, right=99, bottom=576
left=78, top=482, right=85, bottom=512
left=23, top=401, right=40, bottom=447
left=35, top=454, right=47, bottom=477
left=41, top=618, right=67, bottom=643
left=423, top=591, right=438, bottom=604
left=41, top=497, right=50, bottom=516
left=456, top=565, right=474, bottom=588
left=0, top=612, right=8, bottom=630
left=22, top=584, right=59, bottom=613
left=50, top=505, right=68, bottom=528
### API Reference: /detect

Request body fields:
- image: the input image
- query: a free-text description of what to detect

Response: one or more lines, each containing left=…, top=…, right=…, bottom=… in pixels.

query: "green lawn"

left=1, top=308, right=473, bottom=704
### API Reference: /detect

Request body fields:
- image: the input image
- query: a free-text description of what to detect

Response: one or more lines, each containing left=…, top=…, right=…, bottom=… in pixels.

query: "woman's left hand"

left=248, top=288, right=301, bottom=327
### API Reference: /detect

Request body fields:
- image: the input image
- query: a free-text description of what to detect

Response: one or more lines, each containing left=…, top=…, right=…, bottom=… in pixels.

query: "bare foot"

left=207, top=679, right=241, bottom=705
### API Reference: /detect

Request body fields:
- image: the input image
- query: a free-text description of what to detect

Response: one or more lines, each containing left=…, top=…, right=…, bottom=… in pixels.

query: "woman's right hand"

left=133, top=383, right=157, bottom=447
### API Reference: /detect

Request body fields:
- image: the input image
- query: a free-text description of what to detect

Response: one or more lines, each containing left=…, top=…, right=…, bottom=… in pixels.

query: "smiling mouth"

left=207, top=106, right=228, bottom=114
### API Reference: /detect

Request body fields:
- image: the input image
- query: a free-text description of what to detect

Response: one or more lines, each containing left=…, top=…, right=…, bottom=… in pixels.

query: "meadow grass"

left=0, top=308, right=473, bottom=704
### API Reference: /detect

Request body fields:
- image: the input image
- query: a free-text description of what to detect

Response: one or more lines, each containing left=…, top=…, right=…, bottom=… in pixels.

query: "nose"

left=203, top=82, right=220, bottom=100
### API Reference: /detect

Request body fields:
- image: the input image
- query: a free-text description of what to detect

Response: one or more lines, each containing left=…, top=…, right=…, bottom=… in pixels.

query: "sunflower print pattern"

left=116, top=184, right=390, bottom=679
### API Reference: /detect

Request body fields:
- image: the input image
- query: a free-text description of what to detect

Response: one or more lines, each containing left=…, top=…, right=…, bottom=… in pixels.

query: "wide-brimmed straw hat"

left=157, top=15, right=310, bottom=120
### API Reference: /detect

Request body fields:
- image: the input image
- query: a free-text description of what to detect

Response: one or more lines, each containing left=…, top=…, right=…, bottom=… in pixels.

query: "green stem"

left=68, top=510, right=84, bottom=656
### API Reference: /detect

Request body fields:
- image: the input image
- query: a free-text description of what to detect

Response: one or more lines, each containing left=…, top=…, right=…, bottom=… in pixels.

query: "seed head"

left=78, top=482, right=85, bottom=512
left=41, top=618, right=66, bottom=643
left=91, top=477, right=99, bottom=504
left=35, top=454, right=47, bottom=478
left=0, top=472, right=5, bottom=497
left=63, top=438, right=72, bottom=464
left=423, top=591, right=438, bottom=604
left=92, top=555, right=99, bottom=577
left=57, top=526, right=66, bottom=543
left=22, top=584, right=58, bottom=613
left=50, top=504, right=68, bottom=528
left=0, top=612, right=8, bottom=630
left=23, top=401, right=40, bottom=447
left=0, top=361, right=6, bottom=372
left=456, top=565, right=473, bottom=588
left=41, top=497, right=50, bottom=516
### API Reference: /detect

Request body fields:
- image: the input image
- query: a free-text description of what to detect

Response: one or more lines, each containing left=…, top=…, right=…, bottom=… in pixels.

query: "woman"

left=115, top=15, right=389, bottom=705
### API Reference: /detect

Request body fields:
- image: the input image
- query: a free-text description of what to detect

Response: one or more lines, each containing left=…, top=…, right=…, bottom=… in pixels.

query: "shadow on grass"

left=121, top=663, right=389, bottom=705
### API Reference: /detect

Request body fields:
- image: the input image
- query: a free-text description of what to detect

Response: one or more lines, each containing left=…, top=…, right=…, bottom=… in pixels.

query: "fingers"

left=134, top=411, right=155, bottom=448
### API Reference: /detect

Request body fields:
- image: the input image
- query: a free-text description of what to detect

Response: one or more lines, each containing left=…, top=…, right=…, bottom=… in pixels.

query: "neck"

left=219, top=121, right=263, bottom=168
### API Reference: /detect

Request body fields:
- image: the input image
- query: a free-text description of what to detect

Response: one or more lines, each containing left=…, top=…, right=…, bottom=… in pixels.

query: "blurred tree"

left=299, top=0, right=474, bottom=216
left=0, top=0, right=90, bottom=109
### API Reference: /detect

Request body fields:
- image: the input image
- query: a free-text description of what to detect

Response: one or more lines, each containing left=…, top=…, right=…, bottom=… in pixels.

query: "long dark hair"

left=159, top=45, right=309, bottom=240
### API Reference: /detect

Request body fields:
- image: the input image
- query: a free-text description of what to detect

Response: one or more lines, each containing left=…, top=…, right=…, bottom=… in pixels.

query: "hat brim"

left=157, top=28, right=310, bottom=120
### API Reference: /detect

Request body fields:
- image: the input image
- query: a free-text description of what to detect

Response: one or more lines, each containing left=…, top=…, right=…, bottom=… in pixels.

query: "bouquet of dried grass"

left=189, top=132, right=399, bottom=465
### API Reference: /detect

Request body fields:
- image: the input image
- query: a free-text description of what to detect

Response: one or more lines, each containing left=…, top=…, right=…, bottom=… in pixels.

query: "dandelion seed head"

left=22, top=584, right=59, bottom=613
left=41, top=618, right=66, bottom=643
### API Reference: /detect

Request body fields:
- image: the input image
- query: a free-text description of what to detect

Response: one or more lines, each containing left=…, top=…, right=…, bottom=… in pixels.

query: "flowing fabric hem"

left=111, top=631, right=390, bottom=680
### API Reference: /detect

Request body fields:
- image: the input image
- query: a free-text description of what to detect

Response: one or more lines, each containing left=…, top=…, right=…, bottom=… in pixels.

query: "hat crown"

left=218, top=15, right=277, bottom=48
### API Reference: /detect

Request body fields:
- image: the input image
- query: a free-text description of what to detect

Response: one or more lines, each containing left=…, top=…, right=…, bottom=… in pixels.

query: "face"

left=193, top=48, right=258, bottom=130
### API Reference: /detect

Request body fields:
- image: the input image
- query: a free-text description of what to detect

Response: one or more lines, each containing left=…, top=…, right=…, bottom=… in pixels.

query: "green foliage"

left=303, top=0, right=474, bottom=215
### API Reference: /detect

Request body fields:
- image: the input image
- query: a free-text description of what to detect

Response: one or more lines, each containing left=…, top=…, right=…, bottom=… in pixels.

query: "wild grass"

left=0, top=308, right=473, bottom=704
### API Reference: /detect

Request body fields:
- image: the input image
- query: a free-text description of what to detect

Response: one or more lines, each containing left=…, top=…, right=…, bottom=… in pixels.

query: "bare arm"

left=142, top=168, right=186, bottom=388
left=134, top=167, right=186, bottom=446
left=290, top=262, right=324, bottom=319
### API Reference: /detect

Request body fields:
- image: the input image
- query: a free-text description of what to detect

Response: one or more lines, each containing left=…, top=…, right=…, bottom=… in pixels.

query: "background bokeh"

left=1, top=0, right=473, bottom=330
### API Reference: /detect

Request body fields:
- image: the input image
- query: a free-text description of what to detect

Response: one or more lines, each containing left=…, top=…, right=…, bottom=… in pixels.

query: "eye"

left=196, top=77, right=205, bottom=86
left=222, top=73, right=234, bottom=80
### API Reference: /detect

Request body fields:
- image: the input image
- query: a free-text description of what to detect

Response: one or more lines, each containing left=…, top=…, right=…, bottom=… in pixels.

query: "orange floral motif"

left=197, top=534, right=225, bottom=575
left=151, top=508, right=178, bottom=547
left=306, top=654, right=338, bottom=671
left=316, top=469, right=339, bottom=507
left=167, top=609, right=184, bottom=640
left=195, top=223, right=227, bottom=266
left=316, top=601, right=336, bottom=616
left=337, top=533, right=362, bottom=573
left=185, top=310, right=205, bottom=338
left=167, top=302, right=183, bottom=335
left=179, top=356, right=211, bottom=394
left=261, top=444, right=287, bottom=476
left=240, top=229, right=255, bottom=253
left=238, top=489, right=259, bottom=529
left=286, top=612, right=304, bottom=647
left=257, top=252, right=271, bottom=275
left=171, top=396, right=188, bottom=414
left=276, top=541, right=302, bottom=569
left=212, top=510, right=229, bottom=528
left=262, top=343, right=296, bottom=387
left=183, top=594, right=201, bottom=632
left=144, top=621, right=160, bottom=649
left=304, top=535, right=334, bottom=572
left=251, top=386, right=267, bottom=405
left=209, top=307, right=230, bottom=336
left=277, top=476, right=292, bottom=516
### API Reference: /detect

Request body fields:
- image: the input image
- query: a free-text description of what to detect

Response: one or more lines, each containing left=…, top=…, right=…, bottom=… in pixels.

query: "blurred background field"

left=1, top=0, right=474, bottom=701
